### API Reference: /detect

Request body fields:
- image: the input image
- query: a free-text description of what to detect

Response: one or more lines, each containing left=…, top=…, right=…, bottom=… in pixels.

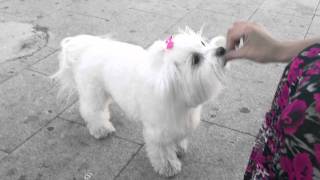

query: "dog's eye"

left=191, top=53, right=202, bottom=66
left=201, top=41, right=206, bottom=46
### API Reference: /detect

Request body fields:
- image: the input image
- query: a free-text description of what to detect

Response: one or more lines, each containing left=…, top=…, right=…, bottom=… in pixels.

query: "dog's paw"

left=87, top=123, right=115, bottom=139
left=154, top=159, right=181, bottom=177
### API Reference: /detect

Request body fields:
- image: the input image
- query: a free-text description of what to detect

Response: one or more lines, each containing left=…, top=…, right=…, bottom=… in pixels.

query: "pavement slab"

left=127, top=0, right=200, bottom=19
left=259, top=0, right=319, bottom=18
left=0, top=151, right=7, bottom=161
left=307, top=15, right=320, bottom=38
left=202, top=62, right=286, bottom=136
left=197, top=0, right=265, bottom=19
left=0, top=60, right=26, bottom=84
left=60, top=101, right=144, bottom=144
left=250, top=9, right=311, bottom=40
left=165, top=9, right=237, bottom=39
left=29, top=51, right=59, bottom=76
left=0, top=70, right=75, bottom=152
left=0, top=45, right=55, bottom=84
left=0, top=21, right=48, bottom=63
left=116, top=122, right=254, bottom=180
left=0, top=118, right=141, bottom=180
left=63, top=0, right=133, bottom=19
left=0, top=0, right=72, bottom=18
left=35, top=9, right=179, bottom=49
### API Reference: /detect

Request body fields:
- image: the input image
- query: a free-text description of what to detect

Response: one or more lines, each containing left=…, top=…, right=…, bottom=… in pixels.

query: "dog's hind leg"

left=77, top=76, right=115, bottom=139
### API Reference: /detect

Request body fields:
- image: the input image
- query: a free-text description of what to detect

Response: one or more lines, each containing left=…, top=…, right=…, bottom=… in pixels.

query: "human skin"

left=225, top=21, right=320, bottom=63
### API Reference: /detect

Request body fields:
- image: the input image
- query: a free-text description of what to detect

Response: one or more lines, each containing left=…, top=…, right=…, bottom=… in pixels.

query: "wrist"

left=275, top=38, right=320, bottom=63
left=272, top=41, right=291, bottom=63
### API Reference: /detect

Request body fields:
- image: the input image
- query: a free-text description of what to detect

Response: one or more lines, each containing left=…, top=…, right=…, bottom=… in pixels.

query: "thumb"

left=224, top=48, right=247, bottom=61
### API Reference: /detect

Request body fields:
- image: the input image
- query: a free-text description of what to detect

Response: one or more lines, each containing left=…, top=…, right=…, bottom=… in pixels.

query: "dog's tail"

left=51, top=36, right=85, bottom=101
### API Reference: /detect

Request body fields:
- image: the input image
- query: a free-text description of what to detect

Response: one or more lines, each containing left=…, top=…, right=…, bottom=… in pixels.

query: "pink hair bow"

left=165, top=36, right=174, bottom=49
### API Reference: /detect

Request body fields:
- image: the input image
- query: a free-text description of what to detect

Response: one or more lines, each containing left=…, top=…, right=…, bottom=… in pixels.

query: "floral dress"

left=244, top=44, right=320, bottom=180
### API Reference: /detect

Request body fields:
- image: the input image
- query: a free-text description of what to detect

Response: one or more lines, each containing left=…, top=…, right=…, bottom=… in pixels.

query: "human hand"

left=225, top=21, right=282, bottom=63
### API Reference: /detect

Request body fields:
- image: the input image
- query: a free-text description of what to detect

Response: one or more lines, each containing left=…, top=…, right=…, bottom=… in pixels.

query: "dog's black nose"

left=215, top=47, right=226, bottom=57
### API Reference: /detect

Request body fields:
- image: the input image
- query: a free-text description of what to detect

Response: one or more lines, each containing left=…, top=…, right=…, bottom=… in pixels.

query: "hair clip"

left=165, top=36, right=174, bottom=49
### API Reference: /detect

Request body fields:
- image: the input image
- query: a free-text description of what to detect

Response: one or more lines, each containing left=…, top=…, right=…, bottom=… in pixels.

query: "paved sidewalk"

left=0, top=0, right=319, bottom=179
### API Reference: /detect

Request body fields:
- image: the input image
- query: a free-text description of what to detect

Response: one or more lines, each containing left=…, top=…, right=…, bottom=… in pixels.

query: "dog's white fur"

left=52, top=28, right=226, bottom=177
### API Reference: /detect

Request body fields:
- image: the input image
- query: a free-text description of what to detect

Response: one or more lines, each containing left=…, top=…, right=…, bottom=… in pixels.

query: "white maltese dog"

left=52, top=28, right=226, bottom=177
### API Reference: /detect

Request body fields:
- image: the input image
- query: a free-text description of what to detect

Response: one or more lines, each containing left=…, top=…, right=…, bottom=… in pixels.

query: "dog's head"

left=148, top=28, right=226, bottom=107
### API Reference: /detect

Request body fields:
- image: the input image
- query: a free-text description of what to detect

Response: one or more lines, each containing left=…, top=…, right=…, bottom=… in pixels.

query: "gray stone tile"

left=64, top=0, right=200, bottom=19
left=0, top=151, right=7, bottom=161
left=202, top=61, right=286, bottom=136
left=60, top=101, right=144, bottom=144
left=63, top=0, right=131, bottom=19
left=0, top=70, right=75, bottom=152
left=0, top=60, right=26, bottom=83
left=197, top=0, right=264, bottom=19
left=260, top=0, right=318, bottom=18
left=36, top=9, right=178, bottom=49
left=165, top=9, right=237, bottom=39
left=34, top=11, right=113, bottom=49
left=0, top=22, right=45, bottom=62
left=0, top=0, right=72, bottom=18
left=307, top=15, right=320, bottom=38
left=0, top=12, right=37, bottom=26
left=18, top=46, right=57, bottom=65
left=250, top=9, right=310, bottom=40
left=128, top=0, right=199, bottom=19
left=0, top=118, right=141, bottom=180
left=116, top=122, right=254, bottom=180
left=103, top=8, right=180, bottom=47
left=30, top=51, right=59, bottom=76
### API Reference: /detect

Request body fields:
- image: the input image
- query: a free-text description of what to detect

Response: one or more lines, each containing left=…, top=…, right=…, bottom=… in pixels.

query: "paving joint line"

left=26, top=68, right=50, bottom=77
left=68, top=11, right=112, bottom=22
left=201, top=119, right=256, bottom=138
left=113, top=135, right=144, bottom=146
left=0, top=48, right=58, bottom=85
left=128, top=7, right=180, bottom=19
left=1, top=98, right=78, bottom=158
left=143, top=8, right=193, bottom=49
left=304, top=0, right=320, bottom=39
left=247, top=0, right=266, bottom=20
left=58, top=116, right=144, bottom=146
left=113, top=144, right=144, bottom=180
left=57, top=116, right=85, bottom=126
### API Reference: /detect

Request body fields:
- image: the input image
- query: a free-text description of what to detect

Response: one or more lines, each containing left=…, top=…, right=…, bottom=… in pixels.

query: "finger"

left=226, top=22, right=247, bottom=51
left=224, top=48, right=247, bottom=61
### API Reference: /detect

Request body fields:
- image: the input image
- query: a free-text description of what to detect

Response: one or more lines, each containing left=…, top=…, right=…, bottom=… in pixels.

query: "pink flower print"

left=307, top=47, right=320, bottom=58
left=280, top=153, right=313, bottom=180
left=314, top=93, right=320, bottom=112
left=315, top=144, right=320, bottom=166
left=288, top=57, right=303, bottom=84
left=277, top=83, right=289, bottom=110
left=279, top=99, right=307, bottom=135
left=267, top=138, right=276, bottom=153
left=306, top=61, right=320, bottom=76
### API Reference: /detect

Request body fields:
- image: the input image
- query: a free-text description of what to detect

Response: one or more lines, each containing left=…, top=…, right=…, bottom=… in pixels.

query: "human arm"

left=225, top=21, right=320, bottom=63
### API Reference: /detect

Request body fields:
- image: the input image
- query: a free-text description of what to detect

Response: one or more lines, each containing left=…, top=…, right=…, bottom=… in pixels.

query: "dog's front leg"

left=176, top=138, right=188, bottom=158
left=143, top=129, right=181, bottom=177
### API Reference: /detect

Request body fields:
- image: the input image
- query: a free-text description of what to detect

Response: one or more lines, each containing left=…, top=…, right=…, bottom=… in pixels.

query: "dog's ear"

left=147, top=40, right=167, bottom=68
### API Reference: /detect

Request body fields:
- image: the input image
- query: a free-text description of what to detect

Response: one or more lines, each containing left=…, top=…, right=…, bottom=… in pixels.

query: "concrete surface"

left=0, top=0, right=319, bottom=179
